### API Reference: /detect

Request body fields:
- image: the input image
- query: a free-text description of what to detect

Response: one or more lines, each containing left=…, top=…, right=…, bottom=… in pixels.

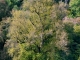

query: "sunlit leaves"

left=69, top=0, right=80, bottom=17
left=74, top=25, right=80, bottom=36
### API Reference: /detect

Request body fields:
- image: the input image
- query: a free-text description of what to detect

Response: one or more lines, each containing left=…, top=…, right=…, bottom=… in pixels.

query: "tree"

left=69, top=0, right=80, bottom=17
left=64, top=23, right=80, bottom=60
left=4, top=0, right=69, bottom=60
left=0, top=1, right=7, bottom=20
left=5, top=0, right=68, bottom=60
left=74, top=25, right=80, bottom=36
left=6, top=0, right=23, bottom=10
left=6, top=0, right=55, bottom=60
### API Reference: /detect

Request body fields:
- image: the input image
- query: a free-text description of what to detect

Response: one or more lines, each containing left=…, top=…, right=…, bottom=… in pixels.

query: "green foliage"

left=0, top=2, right=8, bottom=20
left=6, top=0, right=23, bottom=10
left=78, top=57, right=80, bottom=60
left=0, top=19, right=10, bottom=50
left=74, top=25, right=80, bottom=36
left=1, top=0, right=80, bottom=60
left=6, top=0, right=69, bottom=60
left=6, top=0, right=55, bottom=60
left=69, top=0, right=80, bottom=17
left=64, top=23, right=80, bottom=60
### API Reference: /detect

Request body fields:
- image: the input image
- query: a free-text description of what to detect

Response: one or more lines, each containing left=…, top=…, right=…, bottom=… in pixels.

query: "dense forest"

left=0, top=0, right=80, bottom=60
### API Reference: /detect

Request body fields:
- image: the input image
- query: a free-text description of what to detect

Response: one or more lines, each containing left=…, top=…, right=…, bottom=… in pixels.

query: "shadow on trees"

left=0, top=46, right=12, bottom=60
left=0, top=0, right=23, bottom=21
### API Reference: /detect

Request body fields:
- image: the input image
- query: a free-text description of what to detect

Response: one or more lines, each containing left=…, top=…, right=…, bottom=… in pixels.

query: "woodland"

left=0, top=0, right=80, bottom=60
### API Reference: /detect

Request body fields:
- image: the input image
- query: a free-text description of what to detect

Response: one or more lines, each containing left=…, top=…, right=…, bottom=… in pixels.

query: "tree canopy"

left=0, top=0, right=80, bottom=60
